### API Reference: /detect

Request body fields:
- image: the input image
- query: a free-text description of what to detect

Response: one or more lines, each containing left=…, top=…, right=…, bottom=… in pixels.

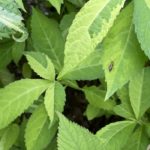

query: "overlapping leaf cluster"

left=0, top=0, right=150, bottom=149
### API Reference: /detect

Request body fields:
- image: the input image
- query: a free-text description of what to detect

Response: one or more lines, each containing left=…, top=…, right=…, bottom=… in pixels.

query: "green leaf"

left=96, top=121, right=136, bottom=150
left=123, top=127, right=149, bottom=150
left=22, top=63, right=32, bottom=79
left=58, top=48, right=104, bottom=80
left=134, top=0, right=150, bottom=58
left=44, top=81, right=66, bottom=124
left=58, top=113, right=101, bottom=150
left=85, top=104, right=105, bottom=120
left=12, top=41, right=25, bottom=64
left=60, top=12, right=76, bottom=39
left=25, top=105, right=57, bottom=150
left=0, top=68, right=14, bottom=86
left=48, top=0, right=63, bottom=13
left=26, top=52, right=55, bottom=81
left=0, top=124, right=19, bottom=150
left=0, top=0, right=28, bottom=41
left=17, top=118, right=27, bottom=150
left=0, top=41, right=13, bottom=69
left=129, top=67, right=150, bottom=119
left=114, top=86, right=135, bottom=119
left=83, top=86, right=115, bottom=110
left=102, top=3, right=147, bottom=100
left=45, top=137, right=57, bottom=150
left=0, top=79, right=50, bottom=129
left=67, top=0, right=86, bottom=7
left=15, top=0, right=26, bottom=12
left=31, top=9, right=64, bottom=71
left=58, top=0, right=126, bottom=80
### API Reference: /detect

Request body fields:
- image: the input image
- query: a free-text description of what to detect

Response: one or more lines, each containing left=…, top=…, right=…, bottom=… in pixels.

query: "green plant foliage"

left=96, top=121, right=136, bottom=150
left=25, top=104, right=58, bottom=150
left=31, top=9, right=65, bottom=71
left=114, top=86, right=135, bottom=119
left=84, top=104, right=104, bottom=120
left=0, top=41, right=13, bottom=69
left=0, top=124, right=19, bottom=150
left=102, top=3, right=147, bottom=99
left=67, top=0, right=86, bottom=7
left=0, top=0, right=150, bottom=149
left=58, top=113, right=101, bottom=150
left=134, top=0, right=150, bottom=58
left=26, top=52, right=55, bottom=81
left=0, top=0, right=28, bottom=41
left=58, top=0, right=125, bottom=80
left=60, top=12, right=76, bottom=39
left=12, top=41, right=25, bottom=64
left=0, top=79, right=50, bottom=129
left=15, top=0, right=26, bottom=11
left=123, top=127, right=149, bottom=150
left=83, top=86, right=115, bottom=110
left=44, top=82, right=66, bottom=125
left=129, top=67, right=150, bottom=119
left=48, top=0, right=63, bottom=13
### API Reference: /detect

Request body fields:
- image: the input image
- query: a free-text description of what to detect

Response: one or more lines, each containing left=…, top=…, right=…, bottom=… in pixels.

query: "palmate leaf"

left=26, top=52, right=55, bottom=81
left=96, top=121, right=136, bottom=150
left=31, top=9, right=65, bottom=72
left=47, top=0, right=63, bottom=14
left=0, top=79, right=50, bottom=130
left=0, top=0, right=28, bottom=42
left=129, top=67, right=150, bottom=119
left=123, top=127, right=149, bottom=150
left=58, top=113, right=101, bottom=150
left=0, top=124, right=19, bottom=150
left=58, top=0, right=125, bottom=80
left=134, top=0, right=150, bottom=58
left=102, top=3, right=147, bottom=100
left=25, top=105, right=58, bottom=150
left=44, top=81, right=66, bottom=125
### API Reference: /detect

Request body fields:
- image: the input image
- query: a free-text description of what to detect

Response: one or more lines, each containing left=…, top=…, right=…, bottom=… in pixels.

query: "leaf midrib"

left=34, top=11, right=61, bottom=69
left=106, top=19, right=133, bottom=98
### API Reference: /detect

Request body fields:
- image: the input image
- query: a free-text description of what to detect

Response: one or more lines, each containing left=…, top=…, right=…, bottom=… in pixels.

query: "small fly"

left=108, top=61, right=114, bottom=72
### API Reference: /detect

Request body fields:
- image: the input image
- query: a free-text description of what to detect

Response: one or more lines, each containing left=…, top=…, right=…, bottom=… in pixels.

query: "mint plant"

left=0, top=0, right=150, bottom=149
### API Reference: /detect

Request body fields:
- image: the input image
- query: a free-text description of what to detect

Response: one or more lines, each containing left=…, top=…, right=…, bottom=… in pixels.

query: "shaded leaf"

left=12, top=41, right=25, bottom=64
left=114, top=86, right=135, bottom=119
left=83, top=86, right=115, bottom=110
left=0, top=124, right=19, bottom=150
left=123, top=127, right=149, bottom=150
left=31, top=9, right=64, bottom=71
